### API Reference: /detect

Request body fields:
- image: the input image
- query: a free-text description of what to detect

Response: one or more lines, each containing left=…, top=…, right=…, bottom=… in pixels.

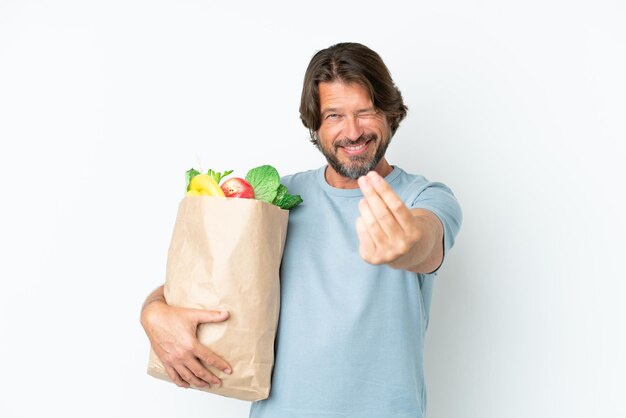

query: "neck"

left=325, top=158, right=393, bottom=189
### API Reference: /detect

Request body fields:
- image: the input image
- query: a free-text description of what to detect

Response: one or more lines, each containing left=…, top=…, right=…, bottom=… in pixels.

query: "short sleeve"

left=410, top=181, right=463, bottom=271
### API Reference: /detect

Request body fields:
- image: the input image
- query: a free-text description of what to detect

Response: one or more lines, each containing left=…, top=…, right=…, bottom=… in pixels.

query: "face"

left=316, top=81, right=391, bottom=180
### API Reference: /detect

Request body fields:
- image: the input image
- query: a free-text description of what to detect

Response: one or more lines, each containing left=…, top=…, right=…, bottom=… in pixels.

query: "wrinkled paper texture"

left=147, top=197, right=289, bottom=401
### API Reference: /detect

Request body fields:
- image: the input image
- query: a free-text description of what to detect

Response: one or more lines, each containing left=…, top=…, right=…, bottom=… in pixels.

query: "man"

left=141, top=42, right=462, bottom=418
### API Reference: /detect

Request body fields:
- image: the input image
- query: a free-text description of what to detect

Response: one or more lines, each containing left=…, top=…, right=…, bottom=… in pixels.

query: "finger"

left=366, top=171, right=414, bottom=232
left=356, top=216, right=377, bottom=262
left=358, top=197, right=389, bottom=244
left=358, top=176, right=404, bottom=239
left=186, top=356, right=222, bottom=387
left=194, top=343, right=233, bottom=376
left=164, top=364, right=190, bottom=388
left=175, top=364, right=211, bottom=389
left=189, top=309, right=230, bottom=325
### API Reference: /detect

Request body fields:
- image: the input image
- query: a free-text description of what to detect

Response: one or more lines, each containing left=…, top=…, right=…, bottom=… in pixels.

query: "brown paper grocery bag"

left=147, top=196, right=289, bottom=401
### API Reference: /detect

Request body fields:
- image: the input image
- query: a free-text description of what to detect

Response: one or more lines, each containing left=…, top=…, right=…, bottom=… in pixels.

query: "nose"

left=343, top=115, right=364, bottom=141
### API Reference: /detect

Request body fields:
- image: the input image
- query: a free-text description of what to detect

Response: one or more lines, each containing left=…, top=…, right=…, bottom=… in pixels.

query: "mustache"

left=334, top=133, right=378, bottom=149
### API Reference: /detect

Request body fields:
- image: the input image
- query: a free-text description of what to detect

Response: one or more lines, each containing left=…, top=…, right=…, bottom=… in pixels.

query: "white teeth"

left=346, top=143, right=365, bottom=151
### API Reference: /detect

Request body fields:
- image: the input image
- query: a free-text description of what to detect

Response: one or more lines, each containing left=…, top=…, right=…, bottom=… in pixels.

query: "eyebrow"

left=320, top=107, right=339, bottom=116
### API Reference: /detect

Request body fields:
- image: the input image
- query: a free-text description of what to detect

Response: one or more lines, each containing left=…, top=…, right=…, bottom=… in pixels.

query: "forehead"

left=318, top=82, right=373, bottom=109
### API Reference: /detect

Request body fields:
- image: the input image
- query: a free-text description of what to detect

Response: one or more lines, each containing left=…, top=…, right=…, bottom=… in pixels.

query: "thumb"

left=188, top=308, right=229, bottom=325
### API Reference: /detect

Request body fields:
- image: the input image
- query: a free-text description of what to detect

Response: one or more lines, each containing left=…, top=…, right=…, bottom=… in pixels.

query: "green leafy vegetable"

left=245, top=165, right=281, bottom=203
left=185, top=168, right=200, bottom=191
left=272, top=184, right=303, bottom=210
left=207, top=169, right=233, bottom=184
left=275, top=193, right=303, bottom=210
left=273, top=184, right=288, bottom=204
left=245, top=165, right=303, bottom=209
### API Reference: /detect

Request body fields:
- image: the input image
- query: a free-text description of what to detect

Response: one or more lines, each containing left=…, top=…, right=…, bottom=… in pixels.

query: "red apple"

left=220, top=177, right=255, bottom=199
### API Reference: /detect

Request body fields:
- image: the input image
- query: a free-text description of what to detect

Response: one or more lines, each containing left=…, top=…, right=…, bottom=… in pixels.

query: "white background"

left=1, top=1, right=624, bottom=417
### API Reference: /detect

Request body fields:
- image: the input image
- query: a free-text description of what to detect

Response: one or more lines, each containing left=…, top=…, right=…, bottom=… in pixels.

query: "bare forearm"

left=389, top=209, right=444, bottom=273
left=140, top=285, right=165, bottom=325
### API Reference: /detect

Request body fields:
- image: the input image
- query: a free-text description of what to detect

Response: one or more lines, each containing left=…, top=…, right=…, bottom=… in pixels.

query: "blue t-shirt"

left=250, top=166, right=462, bottom=418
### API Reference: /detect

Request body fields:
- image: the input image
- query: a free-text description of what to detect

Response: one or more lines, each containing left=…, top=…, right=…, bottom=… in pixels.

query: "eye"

left=358, top=110, right=378, bottom=119
left=325, top=113, right=340, bottom=120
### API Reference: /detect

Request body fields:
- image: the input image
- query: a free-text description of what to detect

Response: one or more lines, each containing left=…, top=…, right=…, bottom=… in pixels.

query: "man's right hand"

left=140, top=285, right=232, bottom=389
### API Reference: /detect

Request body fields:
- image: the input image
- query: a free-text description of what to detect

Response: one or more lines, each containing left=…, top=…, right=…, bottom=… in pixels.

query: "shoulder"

left=280, top=167, right=322, bottom=192
left=389, top=167, right=442, bottom=202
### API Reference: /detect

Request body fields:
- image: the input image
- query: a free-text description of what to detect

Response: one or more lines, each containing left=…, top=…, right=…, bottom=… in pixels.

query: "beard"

left=318, top=132, right=390, bottom=179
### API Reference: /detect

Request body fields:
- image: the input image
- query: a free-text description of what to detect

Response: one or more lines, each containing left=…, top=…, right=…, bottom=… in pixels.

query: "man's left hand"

left=356, top=171, right=443, bottom=272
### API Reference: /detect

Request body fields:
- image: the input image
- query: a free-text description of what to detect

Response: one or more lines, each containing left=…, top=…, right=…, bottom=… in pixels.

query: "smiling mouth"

left=340, top=139, right=371, bottom=157
left=345, top=142, right=367, bottom=151
left=337, top=137, right=373, bottom=157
